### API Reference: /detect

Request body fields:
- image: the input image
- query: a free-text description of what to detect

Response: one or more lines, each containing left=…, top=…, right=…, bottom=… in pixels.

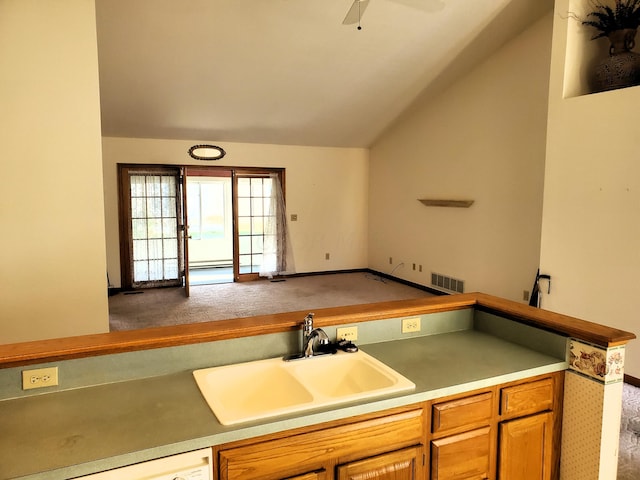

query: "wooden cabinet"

left=430, top=391, right=494, bottom=480
left=428, top=372, right=562, bottom=480
left=500, top=378, right=554, bottom=420
left=217, top=408, right=425, bottom=480
left=432, top=392, right=493, bottom=436
left=497, top=377, right=560, bottom=480
left=337, top=446, right=423, bottom=480
left=215, top=372, right=563, bottom=480
left=431, top=427, right=491, bottom=480
left=498, top=413, right=552, bottom=480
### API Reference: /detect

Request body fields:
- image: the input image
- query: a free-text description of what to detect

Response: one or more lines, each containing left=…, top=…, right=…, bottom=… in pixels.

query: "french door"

left=233, top=169, right=285, bottom=282
left=119, top=166, right=188, bottom=293
left=118, top=165, right=285, bottom=290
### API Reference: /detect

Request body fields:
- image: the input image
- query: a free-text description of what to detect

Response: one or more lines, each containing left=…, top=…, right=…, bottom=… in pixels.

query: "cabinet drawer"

left=219, top=409, right=424, bottom=480
left=431, top=426, right=491, bottom=480
left=432, top=392, right=493, bottom=435
left=500, top=378, right=554, bottom=419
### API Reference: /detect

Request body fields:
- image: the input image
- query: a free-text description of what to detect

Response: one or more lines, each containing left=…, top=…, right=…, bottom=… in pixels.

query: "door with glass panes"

left=119, top=166, right=187, bottom=291
left=233, top=170, right=284, bottom=282
left=119, top=166, right=285, bottom=290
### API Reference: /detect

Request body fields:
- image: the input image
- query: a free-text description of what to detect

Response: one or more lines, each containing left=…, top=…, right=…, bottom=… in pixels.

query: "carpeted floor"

left=109, top=271, right=434, bottom=331
left=619, top=382, right=640, bottom=479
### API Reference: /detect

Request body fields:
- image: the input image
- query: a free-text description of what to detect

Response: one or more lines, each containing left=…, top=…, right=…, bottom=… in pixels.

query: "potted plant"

left=582, top=0, right=640, bottom=39
left=581, top=0, right=640, bottom=91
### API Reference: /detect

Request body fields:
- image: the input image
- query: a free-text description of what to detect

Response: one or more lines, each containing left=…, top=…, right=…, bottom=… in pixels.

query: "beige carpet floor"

left=109, top=271, right=434, bottom=331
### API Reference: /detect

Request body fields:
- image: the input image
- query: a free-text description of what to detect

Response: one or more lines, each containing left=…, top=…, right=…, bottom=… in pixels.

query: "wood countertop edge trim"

left=0, top=293, right=634, bottom=369
left=472, top=292, right=636, bottom=347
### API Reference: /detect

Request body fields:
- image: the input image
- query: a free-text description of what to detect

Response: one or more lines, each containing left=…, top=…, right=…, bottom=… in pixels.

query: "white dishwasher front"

left=75, top=447, right=212, bottom=480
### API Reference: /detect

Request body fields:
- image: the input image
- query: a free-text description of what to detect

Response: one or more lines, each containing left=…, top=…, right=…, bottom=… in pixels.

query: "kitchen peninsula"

left=0, top=293, right=634, bottom=480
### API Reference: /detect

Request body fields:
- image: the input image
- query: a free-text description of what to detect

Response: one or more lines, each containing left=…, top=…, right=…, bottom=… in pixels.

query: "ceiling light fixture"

left=188, top=144, right=226, bottom=161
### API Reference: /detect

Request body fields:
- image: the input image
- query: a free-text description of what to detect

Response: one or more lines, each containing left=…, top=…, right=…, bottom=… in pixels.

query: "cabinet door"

left=337, top=446, right=423, bottom=480
left=431, top=427, right=491, bottom=480
left=498, top=412, right=552, bottom=480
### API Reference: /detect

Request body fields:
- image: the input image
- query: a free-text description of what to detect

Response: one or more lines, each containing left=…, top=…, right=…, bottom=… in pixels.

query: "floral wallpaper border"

left=568, top=338, right=625, bottom=384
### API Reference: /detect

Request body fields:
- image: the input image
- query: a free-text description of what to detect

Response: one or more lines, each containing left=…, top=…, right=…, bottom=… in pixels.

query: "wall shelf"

left=418, top=199, right=474, bottom=208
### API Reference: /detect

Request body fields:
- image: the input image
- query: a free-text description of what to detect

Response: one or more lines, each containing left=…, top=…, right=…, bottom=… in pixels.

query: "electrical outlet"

left=419, top=265, right=422, bottom=272
left=336, top=326, right=358, bottom=341
left=325, top=253, right=330, bottom=260
left=402, top=317, right=421, bottom=334
left=389, top=257, right=393, bottom=264
left=523, top=290, right=530, bottom=301
left=22, top=367, right=58, bottom=390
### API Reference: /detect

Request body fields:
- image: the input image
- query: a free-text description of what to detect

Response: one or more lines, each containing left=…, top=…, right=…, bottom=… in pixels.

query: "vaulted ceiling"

left=95, top=0, right=553, bottom=148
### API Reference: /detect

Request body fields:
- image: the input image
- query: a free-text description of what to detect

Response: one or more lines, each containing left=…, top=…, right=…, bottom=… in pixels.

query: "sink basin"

left=194, top=361, right=315, bottom=423
left=286, top=352, right=405, bottom=398
left=193, top=350, right=415, bottom=425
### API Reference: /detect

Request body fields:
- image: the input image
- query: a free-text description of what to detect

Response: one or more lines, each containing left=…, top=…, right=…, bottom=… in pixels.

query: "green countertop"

left=0, top=330, right=566, bottom=480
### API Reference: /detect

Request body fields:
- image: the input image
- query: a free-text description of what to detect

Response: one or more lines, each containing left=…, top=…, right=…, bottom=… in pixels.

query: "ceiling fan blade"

left=342, top=0, right=370, bottom=25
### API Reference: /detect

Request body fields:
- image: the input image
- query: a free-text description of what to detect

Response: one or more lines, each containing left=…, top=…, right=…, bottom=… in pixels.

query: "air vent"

left=431, top=272, right=464, bottom=293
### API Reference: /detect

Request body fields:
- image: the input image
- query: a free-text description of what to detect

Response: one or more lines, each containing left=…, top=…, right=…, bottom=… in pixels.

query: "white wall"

left=102, top=137, right=369, bottom=287
left=368, top=14, right=553, bottom=302
left=0, top=0, right=109, bottom=343
left=540, top=0, right=640, bottom=376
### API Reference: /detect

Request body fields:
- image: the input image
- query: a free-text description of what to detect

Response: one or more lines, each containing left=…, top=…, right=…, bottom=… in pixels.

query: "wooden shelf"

left=418, top=199, right=474, bottom=208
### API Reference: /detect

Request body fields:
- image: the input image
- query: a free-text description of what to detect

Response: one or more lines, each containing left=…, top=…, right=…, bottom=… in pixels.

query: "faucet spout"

left=303, top=313, right=315, bottom=337
left=283, top=313, right=335, bottom=361
left=302, top=313, right=329, bottom=357
left=304, top=326, right=330, bottom=358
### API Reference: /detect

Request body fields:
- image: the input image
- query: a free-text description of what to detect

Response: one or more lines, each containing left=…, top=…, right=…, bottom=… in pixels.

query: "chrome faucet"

left=302, top=313, right=330, bottom=357
left=283, top=313, right=334, bottom=361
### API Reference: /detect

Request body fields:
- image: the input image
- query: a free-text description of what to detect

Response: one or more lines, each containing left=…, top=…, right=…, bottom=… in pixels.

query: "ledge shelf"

left=418, top=199, right=474, bottom=208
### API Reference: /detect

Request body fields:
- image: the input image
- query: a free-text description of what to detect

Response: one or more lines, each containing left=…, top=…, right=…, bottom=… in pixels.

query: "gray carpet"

left=109, top=272, right=434, bottom=331
left=619, top=382, right=640, bottom=479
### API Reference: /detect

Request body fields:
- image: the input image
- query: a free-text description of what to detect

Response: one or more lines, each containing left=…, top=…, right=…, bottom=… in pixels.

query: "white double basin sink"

left=193, top=350, right=415, bottom=425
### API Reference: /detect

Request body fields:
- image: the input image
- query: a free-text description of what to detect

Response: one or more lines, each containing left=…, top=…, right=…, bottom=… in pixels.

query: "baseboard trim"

left=272, top=269, right=443, bottom=296
left=272, top=268, right=368, bottom=280
left=625, top=374, right=640, bottom=387
left=270, top=268, right=368, bottom=280
left=365, top=269, right=446, bottom=296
